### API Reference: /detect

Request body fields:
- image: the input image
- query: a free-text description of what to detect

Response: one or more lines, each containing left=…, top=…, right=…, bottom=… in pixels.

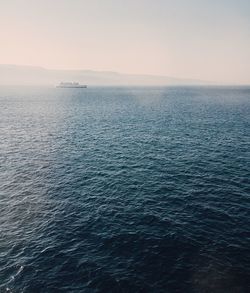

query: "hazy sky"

left=1, top=0, right=250, bottom=83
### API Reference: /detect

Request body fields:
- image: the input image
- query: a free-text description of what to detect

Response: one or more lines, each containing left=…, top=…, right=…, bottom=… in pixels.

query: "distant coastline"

left=0, top=64, right=211, bottom=86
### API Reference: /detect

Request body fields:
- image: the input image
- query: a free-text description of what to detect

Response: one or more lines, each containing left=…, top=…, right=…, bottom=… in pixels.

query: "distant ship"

left=57, top=82, right=87, bottom=88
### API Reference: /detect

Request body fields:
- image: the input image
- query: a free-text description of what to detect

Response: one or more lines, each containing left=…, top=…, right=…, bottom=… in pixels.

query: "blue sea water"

left=0, top=86, right=249, bottom=293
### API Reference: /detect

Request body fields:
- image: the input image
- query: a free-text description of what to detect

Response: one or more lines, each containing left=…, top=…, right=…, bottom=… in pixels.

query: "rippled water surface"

left=0, top=86, right=249, bottom=292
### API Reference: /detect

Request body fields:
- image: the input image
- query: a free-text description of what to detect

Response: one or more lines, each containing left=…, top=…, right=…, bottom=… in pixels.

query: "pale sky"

left=0, top=0, right=250, bottom=84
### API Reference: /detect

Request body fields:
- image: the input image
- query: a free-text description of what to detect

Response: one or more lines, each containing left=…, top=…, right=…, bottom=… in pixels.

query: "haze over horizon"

left=0, top=64, right=212, bottom=86
left=1, top=0, right=250, bottom=84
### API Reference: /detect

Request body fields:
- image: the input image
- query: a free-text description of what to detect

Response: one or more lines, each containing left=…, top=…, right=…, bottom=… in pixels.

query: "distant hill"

left=0, top=64, right=208, bottom=86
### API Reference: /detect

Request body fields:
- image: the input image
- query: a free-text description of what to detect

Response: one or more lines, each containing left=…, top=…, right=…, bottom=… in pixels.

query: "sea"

left=0, top=86, right=249, bottom=292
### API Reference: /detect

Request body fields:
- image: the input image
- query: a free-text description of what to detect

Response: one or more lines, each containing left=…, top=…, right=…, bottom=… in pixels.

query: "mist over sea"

left=0, top=86, right=249, bottom=292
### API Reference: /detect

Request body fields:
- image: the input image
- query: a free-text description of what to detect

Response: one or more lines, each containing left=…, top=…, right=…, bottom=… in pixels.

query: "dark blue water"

left=0, top=86, right=249, bottom=292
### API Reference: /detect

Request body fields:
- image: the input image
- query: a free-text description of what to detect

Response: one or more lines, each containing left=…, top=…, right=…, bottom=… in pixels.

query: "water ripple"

left=0, top=86, right=249, bottom=292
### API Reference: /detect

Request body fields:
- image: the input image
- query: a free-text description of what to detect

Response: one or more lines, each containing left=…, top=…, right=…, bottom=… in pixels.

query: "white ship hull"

left=57, top=82, right=87, bottom=88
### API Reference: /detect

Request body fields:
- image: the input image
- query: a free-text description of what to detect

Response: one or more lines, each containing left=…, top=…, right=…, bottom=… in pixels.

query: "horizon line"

left=1, top=64, right=249, bottom=86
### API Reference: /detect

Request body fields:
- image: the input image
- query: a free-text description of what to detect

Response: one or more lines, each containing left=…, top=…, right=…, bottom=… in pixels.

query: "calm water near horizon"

left=0, top=86, right=249, bottom=292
